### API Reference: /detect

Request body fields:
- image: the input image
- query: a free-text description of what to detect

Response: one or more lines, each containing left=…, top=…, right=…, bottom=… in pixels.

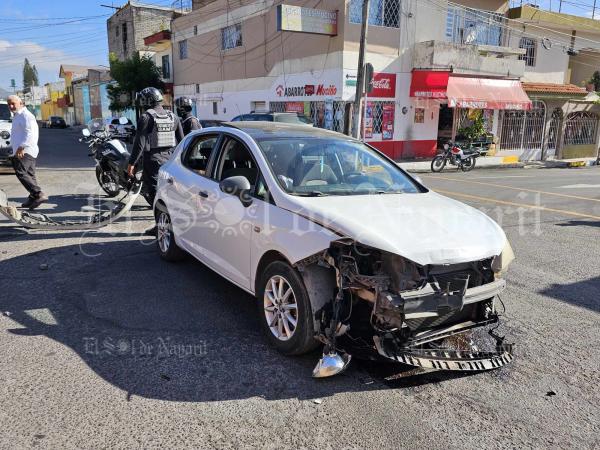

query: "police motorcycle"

left=431, top=141, right=480, bottom=173
left=80, top=118, right=151, bottom=205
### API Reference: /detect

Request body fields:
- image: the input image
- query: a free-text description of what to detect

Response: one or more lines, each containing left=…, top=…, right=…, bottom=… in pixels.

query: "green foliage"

left=107, top=52, right=164, bottom=112
left=22, top=58, right=39, bottom=91
left=589, top=71, right=600, bottom=92
left=458, top=112, right=486, bottom=143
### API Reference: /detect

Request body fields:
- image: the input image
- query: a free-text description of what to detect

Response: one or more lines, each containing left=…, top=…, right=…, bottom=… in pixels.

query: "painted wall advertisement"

left=364, top=101, right=373, bottom=139
left=382, top=104, right=394, bottom=140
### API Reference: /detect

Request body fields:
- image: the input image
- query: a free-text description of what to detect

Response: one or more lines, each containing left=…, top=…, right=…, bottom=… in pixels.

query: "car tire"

left=155, top=206, right=186, bottom=262
left=257, top=261, right=319, bottom=355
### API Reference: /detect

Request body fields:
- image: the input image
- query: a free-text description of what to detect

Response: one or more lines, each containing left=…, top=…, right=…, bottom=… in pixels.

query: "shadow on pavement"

left=538, top=276, right=600, bottom=313
left=556, top=220, right=600, bottom=229
left=0, top=238, right=470, bottom=402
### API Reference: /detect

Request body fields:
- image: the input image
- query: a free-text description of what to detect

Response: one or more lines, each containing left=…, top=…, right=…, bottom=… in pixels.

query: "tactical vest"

left=147, top=108, right=176, bottom=149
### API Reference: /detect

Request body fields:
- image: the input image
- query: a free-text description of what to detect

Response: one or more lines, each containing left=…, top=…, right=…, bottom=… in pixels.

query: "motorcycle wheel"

left=461, top=157, right=476, bottom=172
left=431, top=155, right=447, bottom=173
left=95, top=167, right=121, bottom=197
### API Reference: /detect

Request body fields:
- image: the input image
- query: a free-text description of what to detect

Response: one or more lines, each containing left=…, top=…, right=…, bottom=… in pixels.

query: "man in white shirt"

left=7, top=95, right=47, bottom=209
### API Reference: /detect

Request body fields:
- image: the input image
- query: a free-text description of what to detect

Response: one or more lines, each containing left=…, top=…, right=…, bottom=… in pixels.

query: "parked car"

left=153, top=123, right=514, bottom=377
left=104, top=117, right=136, bottom=142
left=0, top=101, right=12, bottom=167
left=47, top=116, right=67, bottom=129
left=198, top=119, right=224, bottom=128
left=231, top=112, right=313, bottom=126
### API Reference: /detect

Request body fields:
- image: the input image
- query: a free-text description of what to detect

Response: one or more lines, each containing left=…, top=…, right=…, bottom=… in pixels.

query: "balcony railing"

left=446, top=6, right=506, bottom=47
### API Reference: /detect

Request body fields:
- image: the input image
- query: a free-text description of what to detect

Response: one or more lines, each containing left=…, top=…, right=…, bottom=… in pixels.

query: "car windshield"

left=275, top=114, right=312, bottom=125
left=0, top=104, right=11, bottom=121
left=256, top=136, right=421, bottom=196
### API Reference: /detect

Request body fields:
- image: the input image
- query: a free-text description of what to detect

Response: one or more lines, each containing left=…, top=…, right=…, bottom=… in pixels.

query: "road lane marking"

left=435, top=189, right=600, bottom=221
left=558, top=184, right=600, bottom=189
left=429, top=176, right=600, bottom=203
left=472, top=176, right=534, bottom=179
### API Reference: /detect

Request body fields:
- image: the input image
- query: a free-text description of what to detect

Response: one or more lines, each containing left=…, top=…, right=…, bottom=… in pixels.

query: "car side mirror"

left=119, top=117, right=128, bottom=125
left=219, top=175, right=253, bottom=207
left=82, top=129, right=91, bottom=137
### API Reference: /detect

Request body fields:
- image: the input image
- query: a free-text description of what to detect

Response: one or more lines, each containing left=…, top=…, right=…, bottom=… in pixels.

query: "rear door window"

left=182, top=134, right=220, bottom=176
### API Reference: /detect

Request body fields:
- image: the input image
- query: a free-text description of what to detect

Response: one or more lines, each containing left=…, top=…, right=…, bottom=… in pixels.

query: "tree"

left=22, top=58, right=38, bottom=92
left=107, top=52, right=164, bottom=120
left=589, top=71, right=600, bottom=92
left=32, top=65, right=39, bottom=87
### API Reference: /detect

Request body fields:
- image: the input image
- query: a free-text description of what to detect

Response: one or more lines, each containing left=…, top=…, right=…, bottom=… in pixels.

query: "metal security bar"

left=446, top=6, right=505, bottom=46
left=563, top=112, right=599, bottom=146
left=499, top=101, right=546, bottom=151
left=547, top=108, right=563, bottom=151
left=349, top=0, right=401, bottom=28
left=269, top=101, right=349, bottom=133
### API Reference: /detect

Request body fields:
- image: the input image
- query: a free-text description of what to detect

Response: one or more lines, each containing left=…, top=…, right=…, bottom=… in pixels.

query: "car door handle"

left=198, top=191, right=209, bottom=198
left=167, top=177, right=174, bottom=185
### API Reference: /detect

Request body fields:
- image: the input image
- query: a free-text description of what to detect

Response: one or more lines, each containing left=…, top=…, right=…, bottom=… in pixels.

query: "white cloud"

left=0, top=40, right=104, bottom=89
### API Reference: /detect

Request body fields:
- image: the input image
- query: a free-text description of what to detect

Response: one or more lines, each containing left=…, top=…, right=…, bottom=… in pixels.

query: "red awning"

left=410, top=70, right=450, bottom=99
left=410, top=71, right=532, bottom=110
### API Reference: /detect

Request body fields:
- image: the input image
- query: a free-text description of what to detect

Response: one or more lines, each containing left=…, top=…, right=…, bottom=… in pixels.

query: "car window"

left=0, top=104, right=11, bottom=121
left=111, top=119, right=119, bottom=125
left=231, top=115, right=244, bottom=121
left=275, top=114, right=311, bottom=124
left=213, top=137, right=259, bottom=187
left=182, top=134, right=220, bottom=176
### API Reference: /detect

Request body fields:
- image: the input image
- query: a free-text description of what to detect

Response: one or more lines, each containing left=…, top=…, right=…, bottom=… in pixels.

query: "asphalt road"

left=0, top=129, right=599, bottom=449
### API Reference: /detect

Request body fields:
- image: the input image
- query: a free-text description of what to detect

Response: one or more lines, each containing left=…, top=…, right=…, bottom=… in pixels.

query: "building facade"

left=72, top=68, right=113, bottom=125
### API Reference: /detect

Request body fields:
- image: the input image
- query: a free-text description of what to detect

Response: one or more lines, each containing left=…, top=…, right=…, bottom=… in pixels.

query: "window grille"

left=446, top=6, right=504, bottom=46
left=519, top=37, right=536, bottom=67
left=161, top=55, right=170, bottom=79
left=349, top=0, right=400, bottom=28
left=564, top=111, right=599, bottom=146
left=222, top=23, right=242, bottom=50
left=500, top=101, right=546, bottom=151
left=179, top=40, right=188, bottom=59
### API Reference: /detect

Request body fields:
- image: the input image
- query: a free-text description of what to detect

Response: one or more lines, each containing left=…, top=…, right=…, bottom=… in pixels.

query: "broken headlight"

left=492, top=240, right=515, bottom=279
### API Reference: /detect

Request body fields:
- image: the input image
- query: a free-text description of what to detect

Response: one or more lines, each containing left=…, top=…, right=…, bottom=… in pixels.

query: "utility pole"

left=352, top=0, right=370, bottom=139
left=594, top=0, right=597, bottom=20
left=559, top=0, right=562, bottom=13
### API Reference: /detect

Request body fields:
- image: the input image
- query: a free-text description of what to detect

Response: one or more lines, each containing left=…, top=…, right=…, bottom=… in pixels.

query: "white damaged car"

left=0, top=101, right=13, bottom=167
left=154, top=123, right=515, bottom=377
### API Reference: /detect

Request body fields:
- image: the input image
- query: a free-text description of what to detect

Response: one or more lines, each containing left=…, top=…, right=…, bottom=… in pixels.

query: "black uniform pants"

left=12, top=154, right=42, bottom=197
left=142, top=150, right=170, bottom=205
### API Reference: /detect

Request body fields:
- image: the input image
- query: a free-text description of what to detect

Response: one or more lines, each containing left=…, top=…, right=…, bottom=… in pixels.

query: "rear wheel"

left=461, top=157, right=476, bottom=172
left=257, top=261, right=319, bottom=355
left=155, top=207, right=186, bottom=262
left=95, top=166, right=121, bottom=197
left=431, top=155, right=446, bottom=173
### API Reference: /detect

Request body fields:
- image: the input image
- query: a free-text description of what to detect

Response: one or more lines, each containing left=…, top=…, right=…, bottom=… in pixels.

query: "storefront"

left=409, top=70, right=532, bottom=155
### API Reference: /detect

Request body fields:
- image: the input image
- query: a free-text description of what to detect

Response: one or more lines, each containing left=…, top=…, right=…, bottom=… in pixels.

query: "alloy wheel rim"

left=264, top=275, right=298, bottom=341
left=157, top=213, right=171, bottom=253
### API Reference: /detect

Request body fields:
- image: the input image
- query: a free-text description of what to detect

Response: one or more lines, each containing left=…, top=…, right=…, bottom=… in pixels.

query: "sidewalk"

left=398, top=156, right=599, bottom=173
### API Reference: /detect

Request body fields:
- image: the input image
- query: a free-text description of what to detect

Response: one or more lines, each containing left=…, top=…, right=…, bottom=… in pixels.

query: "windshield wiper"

left=294, top=191, right=328, bottom=197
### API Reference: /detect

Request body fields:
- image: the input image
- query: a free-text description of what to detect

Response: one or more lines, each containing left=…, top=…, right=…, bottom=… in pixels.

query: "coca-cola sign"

left=369, top=73, right=396, bottom=98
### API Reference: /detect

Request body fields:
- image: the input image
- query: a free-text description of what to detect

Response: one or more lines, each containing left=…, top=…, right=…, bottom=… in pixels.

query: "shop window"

left=161, top=55, right=170, bottom=79
left=179, top=40, right=188, bottom=60
left=519, top=37, right=537, bottom=67
left=349, top=0, right=400, bottom=28
left=446, top=6, right=503, bottom=46
left=564, top=111, right=599, bottom=146
left=222, top=23, right=242, bottom=50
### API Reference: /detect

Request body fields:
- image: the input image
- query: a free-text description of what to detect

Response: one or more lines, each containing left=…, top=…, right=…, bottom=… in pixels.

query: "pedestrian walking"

left=7, top=95, right=47, bottom=210
left=175, top=97, right=202, bottom=136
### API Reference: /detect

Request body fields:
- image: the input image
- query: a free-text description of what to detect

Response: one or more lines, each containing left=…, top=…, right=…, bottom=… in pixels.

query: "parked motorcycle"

left=80, top=118, right=150, bottom=205
left=431, top=141, right=480, bottom=173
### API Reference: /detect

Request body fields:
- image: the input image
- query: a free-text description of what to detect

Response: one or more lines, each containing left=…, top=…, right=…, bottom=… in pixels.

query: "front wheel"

left=95, top=166, right=121, bottom=197
left=460, top=157, right=476, bottom=172
left=431, top=155, right=447, bottom=173
left=257, top=261, right=319, bottom=355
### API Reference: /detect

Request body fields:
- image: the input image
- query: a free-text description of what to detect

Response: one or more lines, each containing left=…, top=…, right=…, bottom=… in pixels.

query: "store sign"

left=285, top=102, right=305, bottom=113
left=382, top=104, right=394, bottom=140
left=277, top=5, right=338, bottom=36
left=275, top=83, right=338, bottom=97
left=369, top=73, right=396, bottom=98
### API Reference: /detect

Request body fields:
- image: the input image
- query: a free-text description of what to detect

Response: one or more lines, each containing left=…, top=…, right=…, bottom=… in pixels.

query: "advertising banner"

left=277, top=5, right=338, bottom=36
left=364, top=101, right=373, bottom=139
left=382, top=104, right=394, bottom=140
left=285, top=102, right=305, bottom=113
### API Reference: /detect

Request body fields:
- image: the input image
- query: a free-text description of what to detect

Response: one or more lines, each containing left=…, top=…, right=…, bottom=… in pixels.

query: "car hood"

left=278, top=191, right=506, bottom=266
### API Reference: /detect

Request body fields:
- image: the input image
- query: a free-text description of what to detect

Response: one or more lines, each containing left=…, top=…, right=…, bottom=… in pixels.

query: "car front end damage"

left=297, top=239, right=514, bottom=377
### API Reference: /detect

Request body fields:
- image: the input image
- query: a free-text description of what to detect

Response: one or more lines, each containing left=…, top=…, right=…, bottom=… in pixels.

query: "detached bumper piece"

left=373, top=334, right=513, bottom=372
left=0, top=185, right=141, bottom=230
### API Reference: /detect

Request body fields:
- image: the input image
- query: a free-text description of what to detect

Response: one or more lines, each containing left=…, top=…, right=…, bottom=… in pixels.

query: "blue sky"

left=0, top=0, right=173, bottom=90
left=0, top=0, right=594, bottom=90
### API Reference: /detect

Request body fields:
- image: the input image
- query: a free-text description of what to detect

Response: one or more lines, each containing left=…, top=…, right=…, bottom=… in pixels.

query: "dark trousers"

left=142, top=151, right=170, bottom=205
left=12, top=154, right=42, bottom=197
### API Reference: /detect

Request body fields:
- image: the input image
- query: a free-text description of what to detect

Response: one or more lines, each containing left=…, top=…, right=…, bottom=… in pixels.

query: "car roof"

left=221, top=122, right=352, bottom=140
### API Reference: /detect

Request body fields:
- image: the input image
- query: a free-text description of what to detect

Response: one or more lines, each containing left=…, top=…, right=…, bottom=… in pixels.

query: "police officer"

left=127, top=87, right=184, bottom=209
left=175, top=97, right=202, bottom=135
